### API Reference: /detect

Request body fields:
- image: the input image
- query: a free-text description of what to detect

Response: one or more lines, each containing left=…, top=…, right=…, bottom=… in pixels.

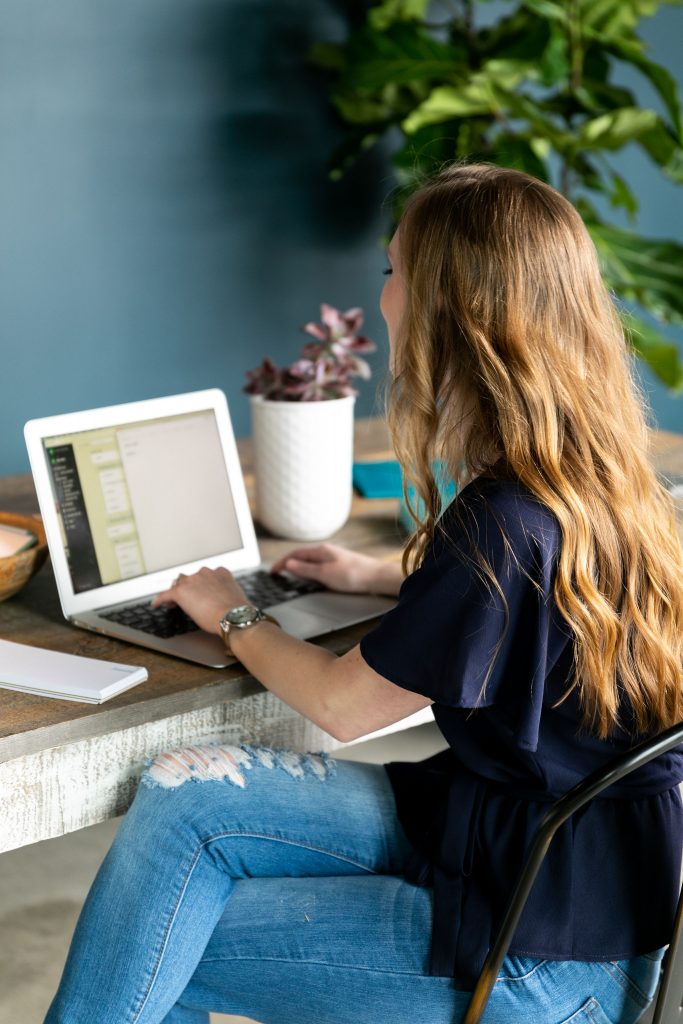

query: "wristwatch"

left=218, top=604, right=279, bottom=656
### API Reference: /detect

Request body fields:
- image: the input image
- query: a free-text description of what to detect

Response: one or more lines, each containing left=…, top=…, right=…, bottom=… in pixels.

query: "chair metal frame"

left=462, top=721, right=683, bottom=1024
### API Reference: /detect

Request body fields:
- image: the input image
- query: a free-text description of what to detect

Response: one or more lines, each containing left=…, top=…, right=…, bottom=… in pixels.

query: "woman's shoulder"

left=463, top=470, right=553, bottom=509
left=440, top=472, right=562, bottom=560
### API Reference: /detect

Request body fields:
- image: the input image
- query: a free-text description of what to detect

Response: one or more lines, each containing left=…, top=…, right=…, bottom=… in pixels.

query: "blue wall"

left=1, top=1, right=681, bottom=477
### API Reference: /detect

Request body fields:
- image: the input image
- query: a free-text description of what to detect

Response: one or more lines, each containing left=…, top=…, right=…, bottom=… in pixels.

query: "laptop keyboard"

left=102, top=602, right=200, bottom=639
left=239, top=569, right=323, bottom=607
left=100, top=570, right=324, bottom=640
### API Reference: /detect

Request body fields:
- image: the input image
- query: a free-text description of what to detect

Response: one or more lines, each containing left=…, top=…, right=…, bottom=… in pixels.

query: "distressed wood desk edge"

left=0, top=690, right=348, bottom=853
left=0, top=624, right=368, bottom=763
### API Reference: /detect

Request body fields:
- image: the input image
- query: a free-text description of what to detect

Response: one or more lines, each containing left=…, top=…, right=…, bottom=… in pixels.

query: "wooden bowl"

left=0, top=512, right=49, bottom=602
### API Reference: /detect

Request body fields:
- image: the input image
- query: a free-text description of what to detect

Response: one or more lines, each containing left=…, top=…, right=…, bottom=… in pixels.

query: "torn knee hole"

left=141, top=744, right=335, bottom=790
left=142, top=745, right=251, bottom=789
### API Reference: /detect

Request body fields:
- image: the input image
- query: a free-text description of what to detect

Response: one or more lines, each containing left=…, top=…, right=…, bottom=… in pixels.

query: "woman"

left=45, top=164, right=683, bottom=1024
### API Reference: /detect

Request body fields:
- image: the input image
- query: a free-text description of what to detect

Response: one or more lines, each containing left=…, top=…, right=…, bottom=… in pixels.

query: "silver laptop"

left=24, top=389, right=396, bottom=667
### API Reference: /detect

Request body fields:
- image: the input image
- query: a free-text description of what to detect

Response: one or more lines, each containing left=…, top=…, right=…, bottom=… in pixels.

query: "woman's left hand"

left=151, top=567, right=250, bottom=635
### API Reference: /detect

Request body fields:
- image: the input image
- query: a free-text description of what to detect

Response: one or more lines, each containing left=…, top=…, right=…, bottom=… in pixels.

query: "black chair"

left=462, top=722, right=683, bottom=1024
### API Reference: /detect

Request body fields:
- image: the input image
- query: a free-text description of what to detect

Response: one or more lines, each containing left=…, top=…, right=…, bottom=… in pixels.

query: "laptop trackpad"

left=303, top=592, right=395, bottom=620
left=269, top=592, right=395, bottom=639
left=265, top=602, right=333, bottom=639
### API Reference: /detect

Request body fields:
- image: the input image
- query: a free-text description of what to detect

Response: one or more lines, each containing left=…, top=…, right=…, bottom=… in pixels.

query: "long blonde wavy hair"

left=386, top=162, right=683, bottom=738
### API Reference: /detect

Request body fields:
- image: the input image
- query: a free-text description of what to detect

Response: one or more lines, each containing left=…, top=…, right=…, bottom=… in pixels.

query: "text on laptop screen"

left=43, top=411, right=243, bottom=594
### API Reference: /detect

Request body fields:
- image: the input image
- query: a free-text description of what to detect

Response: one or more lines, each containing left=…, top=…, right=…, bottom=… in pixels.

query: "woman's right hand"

left=270, top=543, right=399, bottom=596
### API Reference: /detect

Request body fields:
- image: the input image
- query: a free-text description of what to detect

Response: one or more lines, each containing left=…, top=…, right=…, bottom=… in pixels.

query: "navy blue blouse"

left=359, top=475, right=683, bottom=986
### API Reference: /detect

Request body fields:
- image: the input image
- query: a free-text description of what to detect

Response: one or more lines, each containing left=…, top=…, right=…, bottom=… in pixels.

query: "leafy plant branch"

left=311, top=0, right=683, bottom=392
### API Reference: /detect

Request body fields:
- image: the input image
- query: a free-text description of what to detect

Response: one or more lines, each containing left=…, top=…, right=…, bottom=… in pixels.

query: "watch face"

left=228, top=604, right=259, bottom=626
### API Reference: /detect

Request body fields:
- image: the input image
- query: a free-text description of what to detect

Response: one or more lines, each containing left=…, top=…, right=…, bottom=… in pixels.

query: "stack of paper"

left=0, top=639, right=148, bottom=703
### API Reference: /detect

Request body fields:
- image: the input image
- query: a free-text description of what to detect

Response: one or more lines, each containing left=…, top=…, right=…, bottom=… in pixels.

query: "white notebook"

left=0, top=639, right=148, bottom=703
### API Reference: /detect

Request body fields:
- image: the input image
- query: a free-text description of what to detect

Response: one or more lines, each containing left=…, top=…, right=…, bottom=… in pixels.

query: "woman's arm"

left=152, top=565, right=430, bottom=743
left=227, top=624, right=432, bottom=742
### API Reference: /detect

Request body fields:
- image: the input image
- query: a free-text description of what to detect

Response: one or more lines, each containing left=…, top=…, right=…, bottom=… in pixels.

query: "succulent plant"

left=244, top=304, right=377, bottom=401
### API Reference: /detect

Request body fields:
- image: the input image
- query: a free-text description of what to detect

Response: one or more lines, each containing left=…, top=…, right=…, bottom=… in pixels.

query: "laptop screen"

left=42, top=410, right=243, bottom=594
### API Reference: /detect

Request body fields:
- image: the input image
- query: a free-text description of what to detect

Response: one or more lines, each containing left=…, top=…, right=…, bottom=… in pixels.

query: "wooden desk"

left=1, top=418, right=681, bottom=853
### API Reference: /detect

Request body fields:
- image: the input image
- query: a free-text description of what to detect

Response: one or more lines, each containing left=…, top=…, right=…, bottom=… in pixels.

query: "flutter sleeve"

left=359, top=480, right=571, bottom=749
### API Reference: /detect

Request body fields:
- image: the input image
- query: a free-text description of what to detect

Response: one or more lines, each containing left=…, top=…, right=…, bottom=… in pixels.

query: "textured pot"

left=249, top=394, right=356, bottom=540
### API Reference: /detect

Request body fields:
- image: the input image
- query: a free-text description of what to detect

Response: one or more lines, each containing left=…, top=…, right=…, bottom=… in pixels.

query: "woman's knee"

left=128, top=743, right=338, bottom=846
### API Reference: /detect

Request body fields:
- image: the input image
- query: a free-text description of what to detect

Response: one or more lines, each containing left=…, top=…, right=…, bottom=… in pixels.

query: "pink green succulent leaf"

left=287, top=358, right=316, bottom=380
left=300, top=341, right=326, bottom=359
left=345, top=355, right=372, bottom=379
left=319, top=303, right=345, bottom=332
left=242, top=357, right=284, bottom=396
left=301, top=321, right=329, bottom=342
left=339, top=307, right=365, bottom=334
left=345, top=334, right=376, bottom=353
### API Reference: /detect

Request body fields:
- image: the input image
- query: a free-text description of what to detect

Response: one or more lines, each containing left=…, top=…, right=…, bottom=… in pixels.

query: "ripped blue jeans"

left=44, top=745, right=664, bottom=1024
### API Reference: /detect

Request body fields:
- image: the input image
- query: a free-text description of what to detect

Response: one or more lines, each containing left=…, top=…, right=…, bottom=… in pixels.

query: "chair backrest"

left=462, top=722, right=683, bottom=1024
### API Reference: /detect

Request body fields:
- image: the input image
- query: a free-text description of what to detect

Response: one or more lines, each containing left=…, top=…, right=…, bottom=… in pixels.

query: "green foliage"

left=311, top=0, right=683, bottom=392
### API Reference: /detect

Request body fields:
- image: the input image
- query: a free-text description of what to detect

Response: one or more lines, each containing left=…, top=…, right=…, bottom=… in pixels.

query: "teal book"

left=352, top=460, right=403, bottom=499
left=352, top=459, right=457, bottom=533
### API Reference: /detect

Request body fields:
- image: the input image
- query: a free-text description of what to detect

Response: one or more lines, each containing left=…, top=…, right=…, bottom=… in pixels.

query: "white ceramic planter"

left=249, top=394, right=356, bottom=540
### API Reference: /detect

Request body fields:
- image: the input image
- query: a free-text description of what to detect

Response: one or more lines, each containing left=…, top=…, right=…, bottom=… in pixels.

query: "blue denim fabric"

left=43, top=745, right=664, bottom=1024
